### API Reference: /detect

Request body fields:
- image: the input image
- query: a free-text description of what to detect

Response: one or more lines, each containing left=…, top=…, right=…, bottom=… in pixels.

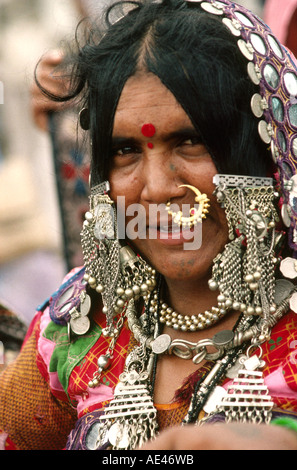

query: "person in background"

left=1, top=0, right=297, bottom=451
left=264, top=0, right=297, bottom=57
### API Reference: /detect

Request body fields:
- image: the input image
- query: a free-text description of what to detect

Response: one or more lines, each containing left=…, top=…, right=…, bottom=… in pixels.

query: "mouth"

left=124, top=204, right=203, bottom=247
left=158, top=222, right=182, bottom=235
left=147, top=219, right=200, bottom=246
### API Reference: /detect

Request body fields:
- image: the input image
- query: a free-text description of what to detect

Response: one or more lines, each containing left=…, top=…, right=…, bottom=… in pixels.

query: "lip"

left=147, top=224, right=198, bottom=246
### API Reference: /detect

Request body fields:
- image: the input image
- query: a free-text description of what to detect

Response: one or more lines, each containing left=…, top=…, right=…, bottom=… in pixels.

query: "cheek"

left=109, top=171, right=141, bottom=206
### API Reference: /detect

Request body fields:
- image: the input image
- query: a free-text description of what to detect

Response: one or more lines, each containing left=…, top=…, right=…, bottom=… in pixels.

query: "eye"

left=114, top=146, right=134, bottom=156
left=177, top=134, right=207, bottom=157
left=182, top=136, right=202, bottom=146
left=111, top=144, right=142, bottom=158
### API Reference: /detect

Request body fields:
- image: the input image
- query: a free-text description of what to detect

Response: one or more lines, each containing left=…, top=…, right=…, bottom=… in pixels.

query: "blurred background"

left=0, top=0, right=283, bottom=326
left=0, top=0, right=82, bottom=325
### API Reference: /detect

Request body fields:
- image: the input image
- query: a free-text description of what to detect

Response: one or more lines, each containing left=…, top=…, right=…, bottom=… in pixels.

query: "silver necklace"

left=159, top=299, right=230, bottom=331
left=91, top=283, right=292, bottom=449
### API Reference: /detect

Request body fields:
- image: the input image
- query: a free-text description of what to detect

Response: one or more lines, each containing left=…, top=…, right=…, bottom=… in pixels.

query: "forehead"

left=114, top=73, right=192, bottom=132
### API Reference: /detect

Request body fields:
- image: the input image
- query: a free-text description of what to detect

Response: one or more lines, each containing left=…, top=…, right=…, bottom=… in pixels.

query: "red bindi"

left=141, top=123, right=156, bottom=138
left=147, top=142, right=154, bottom=149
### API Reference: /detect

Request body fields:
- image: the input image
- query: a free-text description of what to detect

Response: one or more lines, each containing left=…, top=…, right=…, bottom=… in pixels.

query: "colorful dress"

left=0, top=268, right=297, bottom=450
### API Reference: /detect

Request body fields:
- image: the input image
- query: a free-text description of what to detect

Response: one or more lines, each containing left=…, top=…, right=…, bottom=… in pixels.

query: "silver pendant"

left=218, top=354, right=273, bottom=424
left=274, top=279, right=295, bottom=306
left=289, top=292, right=297, bottom=313
left=203, top=386, right=227, bottom=414
left=69, top=292, right=91, bottom=336
left=96, top=368, right=158, bottom=449
left=151, top=333, right=171, bottom=354
left=108, top=422, right=130, bottom=449
left=280, top=257, right=297, bottom=279
left=70, top=315, right=90, bottom=335
left=80, top=293, right=91, bottom=316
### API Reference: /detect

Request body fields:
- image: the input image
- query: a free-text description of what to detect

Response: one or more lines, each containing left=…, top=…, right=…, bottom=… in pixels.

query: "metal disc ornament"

left=80, top=293, right=91, bottom=316
left=289, top=292, right=297, bottom=313
left=274, top=279, right=295, bottom=305
left=151, top=334, right=171, bottom=355
left=70, top=315, right=91, bottom=335
left=108, top=422, right=130, bottom=449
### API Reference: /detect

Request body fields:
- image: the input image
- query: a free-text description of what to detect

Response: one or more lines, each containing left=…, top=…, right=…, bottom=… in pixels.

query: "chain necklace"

left=92, top=281, right=292, bottom=449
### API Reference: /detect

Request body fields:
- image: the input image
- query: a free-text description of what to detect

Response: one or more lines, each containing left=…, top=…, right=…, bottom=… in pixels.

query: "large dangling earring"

left=80, top=181, right=156, bottom=333
left=209, top=174, right=280, bottom=321
left=166, top=184, right=210, bottom=228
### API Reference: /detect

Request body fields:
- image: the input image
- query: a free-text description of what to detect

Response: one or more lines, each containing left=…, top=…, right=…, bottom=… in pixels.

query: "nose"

left=140, top=152, right=182, bottom=205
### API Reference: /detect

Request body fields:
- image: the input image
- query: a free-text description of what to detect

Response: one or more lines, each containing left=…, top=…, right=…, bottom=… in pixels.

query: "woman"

left=1, top=0, right=297, bottom=450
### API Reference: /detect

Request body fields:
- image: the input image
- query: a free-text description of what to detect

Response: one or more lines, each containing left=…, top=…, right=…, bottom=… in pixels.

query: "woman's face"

left=109, top=73, right=229, bottom=283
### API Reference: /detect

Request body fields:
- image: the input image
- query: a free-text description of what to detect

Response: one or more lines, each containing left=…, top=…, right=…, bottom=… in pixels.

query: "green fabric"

left=43, top=320, right=102, bottom=395
left=271, top=417, right=297, bottom=434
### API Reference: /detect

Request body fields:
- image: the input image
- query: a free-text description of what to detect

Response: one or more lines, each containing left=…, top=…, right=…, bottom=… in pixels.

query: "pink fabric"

left=48, top=371, right=65, bottom=393
left=265, top=367, right=297, bottom=399
left=264, top=0, right=297, bottom=43
left=36, top=268, right=82, bottom=373
left=37, top=308, right=56, bottom=369
left=0, top=433, right=8, bottom=451
left=37, top=308, right=64, bottom=392
left=76, top=384, right=114, bottom=417
left=223, top=364, right=297, bottom=402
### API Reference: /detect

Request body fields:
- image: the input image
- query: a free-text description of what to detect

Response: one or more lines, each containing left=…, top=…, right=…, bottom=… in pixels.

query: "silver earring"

left=209, top=174, right=280, bottom=320
left=81, top=181, right=156, bottom=332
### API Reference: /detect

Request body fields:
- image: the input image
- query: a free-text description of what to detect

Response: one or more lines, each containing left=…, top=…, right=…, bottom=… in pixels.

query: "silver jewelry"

left=159, top=300, right=229, bottom=331
left=68, top=291, right=92, bottom=338
left=210, top=174, right=279, bottom=320
left=94, top=301, right=159, bottom=450
left=81, top=181, right=121, bottom=329
left=91, top=279, right=293, bottom=448
left=88, top=309, right=126, bottom=388
left=81, top=181, right=157, bottom=332
left=215, top=346, right=274, bottom=425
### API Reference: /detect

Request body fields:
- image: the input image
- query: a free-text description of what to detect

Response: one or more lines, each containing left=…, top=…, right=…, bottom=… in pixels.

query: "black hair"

left=36, top=0, right=271, bottom=185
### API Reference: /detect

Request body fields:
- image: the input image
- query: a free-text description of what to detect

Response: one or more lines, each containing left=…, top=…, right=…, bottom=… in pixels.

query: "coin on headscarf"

left=280, top=257, right=297, bottom=279
left=289, top=292, right=297, bottom=314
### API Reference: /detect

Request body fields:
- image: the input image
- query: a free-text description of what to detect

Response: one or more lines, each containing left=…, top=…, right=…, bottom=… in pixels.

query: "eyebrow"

left=111, top=136, right=139, bottom=148
left=163, top=127, right=202, bottom=142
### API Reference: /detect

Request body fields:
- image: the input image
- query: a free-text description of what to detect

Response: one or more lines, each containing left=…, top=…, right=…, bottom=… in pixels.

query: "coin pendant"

left=151, top=334, right=171, bottom=355
left=80, top=293, right=91, bottom=316
left=70, top=315, right=90, bottom=335
left=290, top=292, right=297, bottom=313
left=108, top=422, right=130, bottom=449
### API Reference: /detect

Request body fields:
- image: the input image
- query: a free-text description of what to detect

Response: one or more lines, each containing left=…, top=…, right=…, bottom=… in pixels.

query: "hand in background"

left=31, top=49, right=69, bottom=131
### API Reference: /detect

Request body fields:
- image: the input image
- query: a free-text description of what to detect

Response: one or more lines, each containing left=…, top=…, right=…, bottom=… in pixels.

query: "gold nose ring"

left=166, top=185, right=210, bottom=228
